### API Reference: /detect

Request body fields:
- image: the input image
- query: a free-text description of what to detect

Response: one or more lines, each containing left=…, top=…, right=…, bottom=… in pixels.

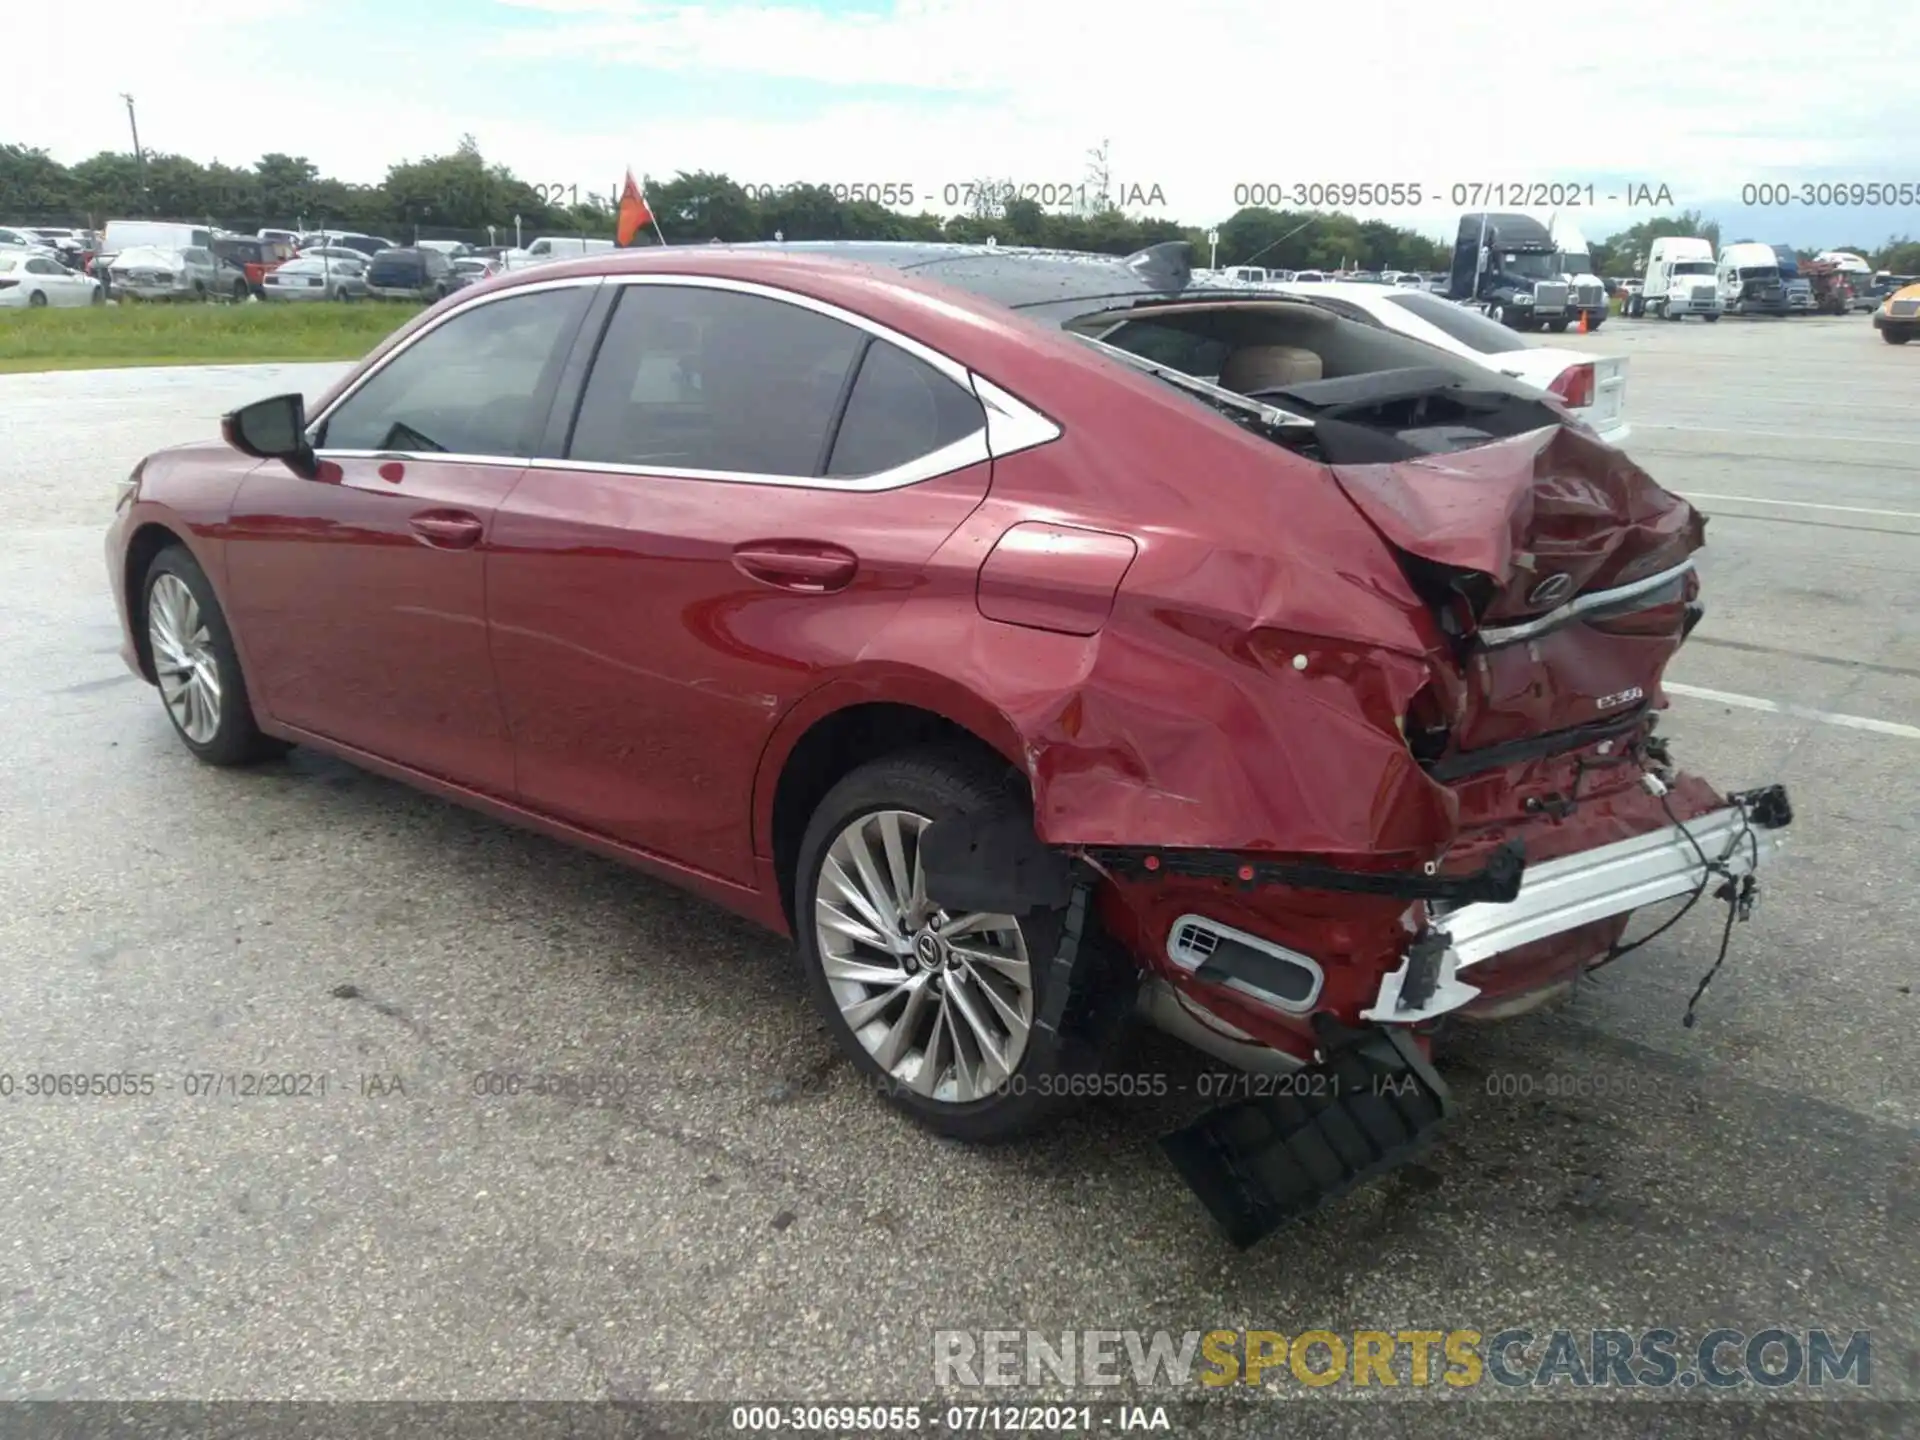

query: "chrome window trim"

left=312, top=450, right=531, bottom=468
left=1476, top=558, right=1696, bottom=648
left=971, top=373, right=1062, bottom=459
left=526, top=430, right=993, bottom=493
left=303, top=267, right=1063, bottom=487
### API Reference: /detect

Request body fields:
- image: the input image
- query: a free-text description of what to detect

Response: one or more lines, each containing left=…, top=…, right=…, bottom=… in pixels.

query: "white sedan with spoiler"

left=1270, top=281, right=1630, bottom=446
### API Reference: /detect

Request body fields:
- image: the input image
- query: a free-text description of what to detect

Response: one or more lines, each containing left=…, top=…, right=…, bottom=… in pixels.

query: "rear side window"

left=826, top=341, right=984, bottom=477
left=567, top=285, right=865, bottom=477
left=1093, top=320, right=1232, bottom=379
left=1381, top=291, right=1528, bottom=354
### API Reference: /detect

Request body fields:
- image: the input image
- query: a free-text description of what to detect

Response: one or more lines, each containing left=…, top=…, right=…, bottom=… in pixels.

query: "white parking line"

left=1665, top=682, right=1920, bottom=740
left=1643, top=423, right=1906, bottom=444
left=1684, top=493, right=1920, bottom=520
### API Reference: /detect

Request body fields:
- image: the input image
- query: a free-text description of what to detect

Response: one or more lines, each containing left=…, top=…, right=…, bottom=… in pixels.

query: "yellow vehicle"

left=1872, top=281, right=1920, bottom=344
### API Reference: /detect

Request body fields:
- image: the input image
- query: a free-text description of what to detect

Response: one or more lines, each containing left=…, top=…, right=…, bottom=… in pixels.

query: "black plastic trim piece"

left=1424, top=708, right=1649, bottom=782
left=920, top=815, right=1079, bottom=915
left=1023, top=879, right=1137, bottom=1080
left=1729, top=783, right=1793, bottom=829
left=1084, top=839, right=1525, bottom=904
left=1160, top=1018, right=1454, bottom=1248
left=1194, top=938, right=1318, bottom=1005
left=1397, top=928, right=1448, bottom=1012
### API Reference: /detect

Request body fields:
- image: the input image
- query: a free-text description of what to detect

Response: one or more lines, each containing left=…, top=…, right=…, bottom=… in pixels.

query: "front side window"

left=318, top=287, right=593, bottom=456
left=567, top=285, right=866, bottom=477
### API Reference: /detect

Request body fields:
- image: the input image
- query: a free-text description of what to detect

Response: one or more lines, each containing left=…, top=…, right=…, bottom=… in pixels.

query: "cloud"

left=4, top=0, right=1914, bottom=245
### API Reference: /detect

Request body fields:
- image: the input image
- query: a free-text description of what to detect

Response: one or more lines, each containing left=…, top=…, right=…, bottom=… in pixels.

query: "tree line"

left=4, top=139, right=1916, bottom=275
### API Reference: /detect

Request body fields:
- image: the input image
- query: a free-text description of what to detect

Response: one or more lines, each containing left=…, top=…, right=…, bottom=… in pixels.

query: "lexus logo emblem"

left=1527, top=573, right=1575, bottom=607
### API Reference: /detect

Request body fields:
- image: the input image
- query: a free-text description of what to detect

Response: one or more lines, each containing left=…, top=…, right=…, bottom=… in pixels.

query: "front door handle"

left=732, top=542, right=859, bottom=593
left=408, top=509, right=485, bottom=549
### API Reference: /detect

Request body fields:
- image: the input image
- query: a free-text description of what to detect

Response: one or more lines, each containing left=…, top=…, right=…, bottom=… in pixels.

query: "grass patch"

left=0, top=300, right=423, bottom=373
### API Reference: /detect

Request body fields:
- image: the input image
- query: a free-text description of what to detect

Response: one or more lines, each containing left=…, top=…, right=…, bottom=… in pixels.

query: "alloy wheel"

left=813, top=808, right=1035, bottom=1104
left=147, top=572, right=222, bottom=743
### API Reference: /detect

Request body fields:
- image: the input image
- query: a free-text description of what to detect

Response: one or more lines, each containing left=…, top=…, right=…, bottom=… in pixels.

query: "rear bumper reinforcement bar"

left=1364, top=785, right=1792, bottom=1023
left=1438, top=791, right=1787, bottom=967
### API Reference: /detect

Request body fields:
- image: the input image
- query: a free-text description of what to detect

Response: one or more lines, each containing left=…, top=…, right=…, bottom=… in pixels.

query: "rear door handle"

left=408, top=509, right=485, bottom=549
left=732, top=542, right=859, bottom=593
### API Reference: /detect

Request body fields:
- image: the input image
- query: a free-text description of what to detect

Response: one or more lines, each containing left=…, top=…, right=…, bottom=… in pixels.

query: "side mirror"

left=222, top=393, right=318, bottom=479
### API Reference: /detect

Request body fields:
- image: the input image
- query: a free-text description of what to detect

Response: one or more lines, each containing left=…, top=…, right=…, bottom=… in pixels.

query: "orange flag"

left=617, top=169, right=655, bottom=247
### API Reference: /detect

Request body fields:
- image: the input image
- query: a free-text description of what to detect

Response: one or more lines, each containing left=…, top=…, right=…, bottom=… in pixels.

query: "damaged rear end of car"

left=911, top=299, right=1790, bottom=1248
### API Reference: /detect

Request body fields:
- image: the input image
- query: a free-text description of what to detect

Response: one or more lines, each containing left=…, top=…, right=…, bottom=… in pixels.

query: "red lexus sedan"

left=106, top=241, right=1791, bottom=1245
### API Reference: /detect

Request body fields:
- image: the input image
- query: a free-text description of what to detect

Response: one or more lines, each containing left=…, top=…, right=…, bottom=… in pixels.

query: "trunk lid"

left=1498, top=350, right=1627, bottom=436
left=1320, top=413, right=1704, bottom=756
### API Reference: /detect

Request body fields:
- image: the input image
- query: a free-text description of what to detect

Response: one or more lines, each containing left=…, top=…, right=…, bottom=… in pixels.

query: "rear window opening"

left=1068, top=300, right=1562, bottom=462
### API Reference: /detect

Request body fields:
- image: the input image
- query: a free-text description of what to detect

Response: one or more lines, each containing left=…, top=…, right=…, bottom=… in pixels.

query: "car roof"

left=521, top=240, right=1297, bottom=325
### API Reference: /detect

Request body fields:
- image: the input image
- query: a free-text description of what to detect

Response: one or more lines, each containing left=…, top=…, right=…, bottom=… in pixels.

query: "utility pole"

left=120, top=93, right=148, bottom=205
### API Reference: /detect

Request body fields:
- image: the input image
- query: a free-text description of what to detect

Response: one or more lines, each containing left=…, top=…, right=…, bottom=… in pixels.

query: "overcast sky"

left=6, top=0, right=1917, bottom=248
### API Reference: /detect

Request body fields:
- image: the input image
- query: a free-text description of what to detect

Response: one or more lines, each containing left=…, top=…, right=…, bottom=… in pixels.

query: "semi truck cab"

left=1719, top=241, right=1789, bottom=315
left=1629, top=237, right=1723, bottom=320
left=1448, top=213, right=1572, bottom=330
left=1548, top=216, right=1608, bottom=331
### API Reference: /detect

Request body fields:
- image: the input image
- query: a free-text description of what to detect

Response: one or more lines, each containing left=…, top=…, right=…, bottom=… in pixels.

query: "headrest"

left=1218, top=345, right=1324, bottom=394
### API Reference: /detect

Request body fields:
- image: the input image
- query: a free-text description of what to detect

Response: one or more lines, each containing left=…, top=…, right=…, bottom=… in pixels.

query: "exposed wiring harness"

left=1584, top=774, right=1762, bottom=1027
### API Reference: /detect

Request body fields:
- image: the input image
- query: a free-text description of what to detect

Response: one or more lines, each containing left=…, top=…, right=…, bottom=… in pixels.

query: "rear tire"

left=141, top=546, right=288, bottom=767
left=28, top=289, right=47, bottom=308
left=1886, top=328, right=1912, bottom=345
left=793, top=747, right=1114, bottom=1143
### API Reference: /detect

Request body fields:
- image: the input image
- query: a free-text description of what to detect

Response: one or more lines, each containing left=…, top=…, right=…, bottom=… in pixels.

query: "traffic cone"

left=1577, top=309, right=1589, bottom=335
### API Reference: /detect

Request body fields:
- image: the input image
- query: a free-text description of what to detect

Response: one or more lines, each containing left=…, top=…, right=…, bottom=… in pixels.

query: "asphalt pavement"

left=0, top=316, right=1913, bottom=1435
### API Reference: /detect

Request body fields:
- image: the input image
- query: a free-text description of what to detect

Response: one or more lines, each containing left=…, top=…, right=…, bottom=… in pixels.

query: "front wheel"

left=1488, top=303, right=1507, bottom=326
left=232, top=280, right=249, bottom=302
left=794, top=748, right=1105, bottom=1143
left=1703, top=314, right=1720, bottom=323
left=1547, top=318, right=1570, bottom=332
left=142, top=547, right=287, bottom=766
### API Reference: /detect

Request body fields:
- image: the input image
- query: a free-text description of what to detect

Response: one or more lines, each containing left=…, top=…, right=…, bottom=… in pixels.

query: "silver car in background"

left=261, top=254, right=369, bottom=302
left=106, top=244, right=222, bottom=301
